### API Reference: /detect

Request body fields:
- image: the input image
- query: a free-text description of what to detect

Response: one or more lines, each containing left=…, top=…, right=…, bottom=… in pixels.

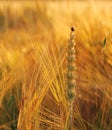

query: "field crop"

left=0, top=1, right=112, bottom=130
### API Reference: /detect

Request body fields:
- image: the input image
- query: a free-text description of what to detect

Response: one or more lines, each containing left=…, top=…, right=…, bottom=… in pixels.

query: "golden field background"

left=0, top=1, right=112, bottom=130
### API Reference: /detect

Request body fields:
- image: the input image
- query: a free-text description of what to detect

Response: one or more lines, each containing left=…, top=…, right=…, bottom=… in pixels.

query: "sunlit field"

left=0, top=1, right=112, bottom=130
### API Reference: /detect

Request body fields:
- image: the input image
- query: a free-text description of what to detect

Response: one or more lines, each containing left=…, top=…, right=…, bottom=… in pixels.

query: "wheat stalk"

left=65, top=27, right=77, bottom=130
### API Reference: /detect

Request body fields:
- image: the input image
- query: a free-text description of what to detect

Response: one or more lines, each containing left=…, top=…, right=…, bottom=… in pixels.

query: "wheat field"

left=0, top=1, right=112, bottom=130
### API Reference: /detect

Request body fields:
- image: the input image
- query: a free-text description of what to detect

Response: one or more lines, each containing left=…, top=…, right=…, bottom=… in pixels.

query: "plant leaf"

left=103, top=38, right=106, bottom=48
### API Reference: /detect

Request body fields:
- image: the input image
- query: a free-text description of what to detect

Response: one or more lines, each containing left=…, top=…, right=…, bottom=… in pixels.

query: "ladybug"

left=71, top=27, right=75, bottom=31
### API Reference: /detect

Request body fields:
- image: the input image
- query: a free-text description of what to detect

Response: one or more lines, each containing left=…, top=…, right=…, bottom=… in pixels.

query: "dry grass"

left=0, top=1, right=112, bottom=130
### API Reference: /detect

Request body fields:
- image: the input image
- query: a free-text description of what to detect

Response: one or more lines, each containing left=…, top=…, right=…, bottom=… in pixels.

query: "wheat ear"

left=65, top=27, right=77, bottom=130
